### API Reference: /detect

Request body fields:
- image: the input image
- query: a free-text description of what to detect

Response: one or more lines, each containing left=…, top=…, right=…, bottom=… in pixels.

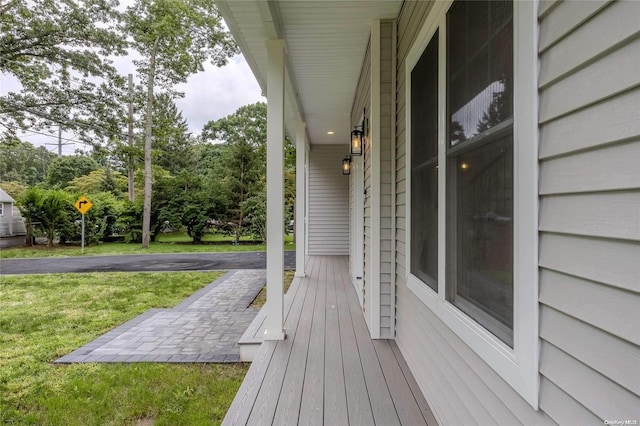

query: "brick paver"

left=55, top=270, right=265, bottom=364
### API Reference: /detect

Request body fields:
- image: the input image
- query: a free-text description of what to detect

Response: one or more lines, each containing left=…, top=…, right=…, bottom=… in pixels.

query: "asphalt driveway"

left=0, top=251, right=296, bottom=275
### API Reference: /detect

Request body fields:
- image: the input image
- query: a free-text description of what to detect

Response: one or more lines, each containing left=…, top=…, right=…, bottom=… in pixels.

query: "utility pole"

left=127, top=74, right=135, bottom=201
left=58, top=126, right=62, bottom=157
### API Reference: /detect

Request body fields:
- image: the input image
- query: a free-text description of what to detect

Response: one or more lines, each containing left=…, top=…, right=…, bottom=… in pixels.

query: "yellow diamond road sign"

left=74, top=196, right=93, bottom=215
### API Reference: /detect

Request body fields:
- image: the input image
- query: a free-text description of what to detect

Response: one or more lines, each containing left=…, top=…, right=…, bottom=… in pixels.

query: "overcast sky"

left=1, top=53, right=264, bottom=155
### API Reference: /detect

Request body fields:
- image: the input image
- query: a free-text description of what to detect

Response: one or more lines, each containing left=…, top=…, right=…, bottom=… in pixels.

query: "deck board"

left=323, top=256, right=349, bottom=425
left=373, top=339, right=431, bottom=425
left=391, top=341, right=439, bottom=425
left=336, top=254, right=376, bottom=426
left=245, top=264, right=312, bottom=425
left=344, top=263, right=402, bottom=426
left=272, top=257, right=320, bottom=425
left=299, top=256, right=327, bottom=425
left=223, top=256, right=437, bottom=426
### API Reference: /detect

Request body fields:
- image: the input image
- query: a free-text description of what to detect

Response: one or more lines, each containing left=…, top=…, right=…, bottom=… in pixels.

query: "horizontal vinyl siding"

left=308, top=145, right=349, bottom=255
left=538, top=0, right=640, bottom=423
left=394, top=1, right=552, bottom=423
left=352, top=42, right=372, bottom=327
left=378, top=20, right=394, bottom=339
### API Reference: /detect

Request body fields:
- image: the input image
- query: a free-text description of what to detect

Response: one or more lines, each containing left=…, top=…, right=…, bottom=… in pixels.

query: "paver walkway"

left=56, top=270, right=265, bottom=364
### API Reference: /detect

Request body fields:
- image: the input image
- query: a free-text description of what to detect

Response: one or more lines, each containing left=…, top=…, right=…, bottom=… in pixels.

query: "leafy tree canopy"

left=151, top=93, right=195, bottom=174
left=47, top=154, right=100, bottom=188
left=17, top=187, right=70, bottom=247
left=202, top=102, right=266, bottom=148
left=124, top=0, right=238, bottom=90
left=202, top=102, right=267, bottom=241
left=124, top=0, right=239, bottom=247
left=65, top=168, right=127, bottom=197
left=0, top=181, right=28, bottom=200
left=0, top=0, right=128, bottom=143
left=0, top=139, right=57, bottom=185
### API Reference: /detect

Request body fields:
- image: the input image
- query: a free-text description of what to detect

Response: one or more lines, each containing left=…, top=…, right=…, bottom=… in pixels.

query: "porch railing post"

left=264, top=39, right=286, bottom=341
left=295, top=121, right=307, bottom=277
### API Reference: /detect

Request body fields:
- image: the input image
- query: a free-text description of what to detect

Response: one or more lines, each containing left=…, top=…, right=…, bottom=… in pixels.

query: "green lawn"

left=0, top=234, right=296, bottom=259
left=250, top=270, right=296, bottom=308
left=0, top=271, right=248, bottom=425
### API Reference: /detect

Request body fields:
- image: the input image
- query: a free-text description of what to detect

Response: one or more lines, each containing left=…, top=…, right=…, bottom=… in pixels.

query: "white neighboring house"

left=218, top=0, right=640, bottom=423
left=0, top=187, right=27, bottom=248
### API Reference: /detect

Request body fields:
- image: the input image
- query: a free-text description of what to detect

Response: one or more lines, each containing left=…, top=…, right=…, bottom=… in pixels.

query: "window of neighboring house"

left=406, top=0, right=538, bottom=408
left=0, top=203, right=4, bottom=216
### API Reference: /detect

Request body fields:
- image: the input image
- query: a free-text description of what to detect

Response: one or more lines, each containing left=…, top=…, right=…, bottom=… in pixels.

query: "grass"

left=0, top=234, right=296, bottom=259
left=250, top=270, right=296, bottom=308
left=0, top=271, right=248, bottom=425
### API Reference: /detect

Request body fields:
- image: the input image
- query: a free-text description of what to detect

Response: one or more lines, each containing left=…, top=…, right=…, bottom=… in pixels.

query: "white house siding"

left=378, top=20, right=395, bottom=339
left=0, top=202, right=11, bottom=236
left=307, top=144, right=349, bottom=255
left=537, top=0, right=640, bottom=423
left=393, top=0, right=640, bottom=423
left=393, top=1, right=554, bottom=423
left=352, top=43, right=372, bottom=326
left=351, top=21, right=395, bottom=339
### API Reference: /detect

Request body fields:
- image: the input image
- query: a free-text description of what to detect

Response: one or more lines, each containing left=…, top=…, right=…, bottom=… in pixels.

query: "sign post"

left=74, top=196, right=93, bottom=254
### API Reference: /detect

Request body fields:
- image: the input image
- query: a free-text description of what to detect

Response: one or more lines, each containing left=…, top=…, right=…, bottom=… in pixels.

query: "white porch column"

left=264, top=39, right=286, bottom=341
left=295, top=121, right=307, bottom=277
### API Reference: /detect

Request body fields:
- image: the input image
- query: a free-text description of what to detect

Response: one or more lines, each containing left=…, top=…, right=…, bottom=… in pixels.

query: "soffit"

left=216, top=0, right=402, bottom=145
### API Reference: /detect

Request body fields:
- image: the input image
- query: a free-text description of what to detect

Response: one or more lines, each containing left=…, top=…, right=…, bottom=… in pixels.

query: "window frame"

left=404, top=0, right=539, bottom=408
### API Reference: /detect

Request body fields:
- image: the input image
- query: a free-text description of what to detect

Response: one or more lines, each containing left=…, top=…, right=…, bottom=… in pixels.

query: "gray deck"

left=224, top=255, right=437, bottom=426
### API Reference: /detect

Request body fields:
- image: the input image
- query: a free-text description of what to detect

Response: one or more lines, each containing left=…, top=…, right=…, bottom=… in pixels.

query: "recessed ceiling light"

left=327, top=131, right=335, bottom=135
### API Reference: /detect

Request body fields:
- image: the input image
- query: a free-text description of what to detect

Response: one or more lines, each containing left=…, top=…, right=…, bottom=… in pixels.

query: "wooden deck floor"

left=223, top=255, right=437, bottom=426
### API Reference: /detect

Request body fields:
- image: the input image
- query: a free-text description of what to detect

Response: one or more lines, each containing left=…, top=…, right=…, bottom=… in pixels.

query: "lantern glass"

left=350, top=130, right=363, bottom=156
left=342, top=157, right=351, bottom=175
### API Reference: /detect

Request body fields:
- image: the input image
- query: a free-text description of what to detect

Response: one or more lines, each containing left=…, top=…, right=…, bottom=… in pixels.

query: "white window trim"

left=368, top=19, right=382, bottom=339
left=404, top=0, right=539, bottom=409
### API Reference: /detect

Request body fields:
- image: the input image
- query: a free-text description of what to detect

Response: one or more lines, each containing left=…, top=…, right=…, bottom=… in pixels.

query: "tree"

left=203, top=103, right=266, bottom=243
left=243, top=189, right=266, bottom=242
left=59, top=191, right=122, bottom=244
left=476, top=76, right=512, bottom=134
left=0, top=139, right=56, bottom=185
left=0, top=0, right=128, bottom=143
left=17, top=188, right=71, bottom=247
left=0, top=181, right=27, bottom=200
left=124, top=0, right=238, bottom=248
left=65, top=168, right=127, bottom=197
left=47, top=155, right=100, bottom=188
left=151, top=93, right=194, bottom=174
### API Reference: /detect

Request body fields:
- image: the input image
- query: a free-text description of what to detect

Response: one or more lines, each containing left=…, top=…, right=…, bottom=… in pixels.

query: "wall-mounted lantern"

left=342, top=155, right=352, bottom=175
left=350, top=126, right=363, bottom=156
left=350, top=108, right=365, bottom=156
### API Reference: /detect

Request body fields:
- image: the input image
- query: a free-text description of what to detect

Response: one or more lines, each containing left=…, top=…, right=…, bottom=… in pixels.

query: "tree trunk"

left=236, top=163, right=244, bottom=245
left=141, top=38, right=160, bottom=248
left=127, top=74, right=135, bottom=202
left=25, top=221, right=34, bottom=246
left=47, top=226, right=55, bottom=248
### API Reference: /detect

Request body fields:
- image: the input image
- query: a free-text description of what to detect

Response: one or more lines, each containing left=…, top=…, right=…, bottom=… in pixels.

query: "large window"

left=410, top=30, right=439, bottom=292
left=445, top=0, right=514, bottom=347
left=406, top=0, right=538, bottom=407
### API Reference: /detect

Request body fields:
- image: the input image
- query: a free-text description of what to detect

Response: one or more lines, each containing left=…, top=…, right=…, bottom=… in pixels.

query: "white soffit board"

left=217, top=0, right=402, bottom=145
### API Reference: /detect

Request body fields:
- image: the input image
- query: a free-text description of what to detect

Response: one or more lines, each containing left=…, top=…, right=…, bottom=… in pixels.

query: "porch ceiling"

left=216, top=0, right=402, bottom=145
